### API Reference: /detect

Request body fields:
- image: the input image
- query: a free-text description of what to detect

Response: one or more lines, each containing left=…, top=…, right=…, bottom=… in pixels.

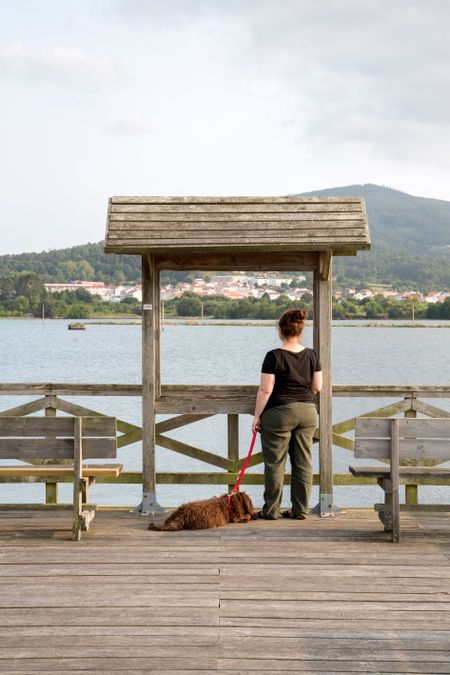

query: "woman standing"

left=252, top=308, right=322, bottom=520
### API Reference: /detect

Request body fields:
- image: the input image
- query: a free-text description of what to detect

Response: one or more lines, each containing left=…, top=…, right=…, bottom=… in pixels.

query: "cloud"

left=103, top=119, right=155, bottom=135
left=0, top=43, right=117, bottom=86
left=110, top=0, right=450, bottom=170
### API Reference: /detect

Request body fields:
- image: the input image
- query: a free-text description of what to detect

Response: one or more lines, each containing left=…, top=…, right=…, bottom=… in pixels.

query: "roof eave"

left=104, top=242, right=371, bottom=255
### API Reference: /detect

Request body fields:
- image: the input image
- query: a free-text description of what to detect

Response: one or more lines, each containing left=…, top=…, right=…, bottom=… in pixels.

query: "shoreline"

left=1, top=318, right=448, bottom=328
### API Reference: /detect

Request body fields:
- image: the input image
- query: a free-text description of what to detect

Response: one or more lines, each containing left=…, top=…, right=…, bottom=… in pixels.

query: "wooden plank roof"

left=105, top=196, right=370, bottom=255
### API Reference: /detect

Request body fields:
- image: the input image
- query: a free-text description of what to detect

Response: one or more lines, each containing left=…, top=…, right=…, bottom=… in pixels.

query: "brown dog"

left=148, top=491, right=255, bottom=531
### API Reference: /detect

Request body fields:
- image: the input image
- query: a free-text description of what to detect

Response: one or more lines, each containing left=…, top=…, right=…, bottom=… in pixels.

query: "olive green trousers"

left=260, top=401, right=318, bottom=519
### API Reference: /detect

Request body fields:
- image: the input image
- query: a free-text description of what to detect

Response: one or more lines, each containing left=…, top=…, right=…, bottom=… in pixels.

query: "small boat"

left=68, top=322, right=86, bottom=330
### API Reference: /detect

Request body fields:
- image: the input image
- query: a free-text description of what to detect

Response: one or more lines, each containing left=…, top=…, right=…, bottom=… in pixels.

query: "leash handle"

left=228, top=431, right=258, bottom=511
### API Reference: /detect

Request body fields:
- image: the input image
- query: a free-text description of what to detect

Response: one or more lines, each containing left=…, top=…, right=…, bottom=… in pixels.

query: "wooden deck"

left=1, top=509, right=450, bottom=674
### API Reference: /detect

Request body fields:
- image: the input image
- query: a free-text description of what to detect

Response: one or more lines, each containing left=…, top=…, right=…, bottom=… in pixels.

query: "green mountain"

left=1, top=185, right=449, bottom=290
left=300, top=183, right=450, bottom=257
left=299, top=184, right=450, bottom=289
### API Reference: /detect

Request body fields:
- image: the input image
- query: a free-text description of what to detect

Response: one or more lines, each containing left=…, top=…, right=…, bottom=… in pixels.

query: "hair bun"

left=278, top=308, right=307, bottom=338
left=292, top=309, right=307, bottom=322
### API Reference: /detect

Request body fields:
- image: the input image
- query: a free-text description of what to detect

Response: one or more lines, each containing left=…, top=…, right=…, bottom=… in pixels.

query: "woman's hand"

left=252, top=416, right=261, bottom=434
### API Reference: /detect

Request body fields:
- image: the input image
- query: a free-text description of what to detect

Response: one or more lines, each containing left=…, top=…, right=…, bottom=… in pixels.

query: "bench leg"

left=390, top=419, right=400, bottom=544
left=392, top=489, right=400, bottom=543
left=376, top=479, right=399, bottom=542
left=73, top=418, right=83, bottom=542
left=377, top=478, right=393, bottom=532
left=80, top=507, right=96, bottom=531
left=72, top=480, right=82, bottom=542
left=81, top=478, right=88, bottom=504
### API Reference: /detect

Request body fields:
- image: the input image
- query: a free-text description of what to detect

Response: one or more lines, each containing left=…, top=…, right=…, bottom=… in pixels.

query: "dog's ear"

left=241, top=492, right=254, bottom=514
left=228, top=493, right=242, bottom=521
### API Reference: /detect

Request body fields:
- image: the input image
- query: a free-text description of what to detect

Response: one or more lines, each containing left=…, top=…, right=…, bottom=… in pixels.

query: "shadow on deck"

left=1, top=509, right=450, bottom=673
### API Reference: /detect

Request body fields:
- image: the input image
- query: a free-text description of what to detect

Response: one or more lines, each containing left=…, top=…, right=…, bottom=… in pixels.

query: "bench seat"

left=0, top=464, right=123, bottom=478
left=350, top=466, right=450, bottom=480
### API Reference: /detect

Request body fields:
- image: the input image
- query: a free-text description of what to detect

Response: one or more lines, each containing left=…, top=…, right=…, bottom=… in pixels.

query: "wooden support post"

left=45, top=482, right=58, bottom=505
left=72, top=417, right=82, bottom=541
left=313, top=252, right=334, bottom=516
left=45, top=395, right=58, bottom=503
left=140, top=254, right=162, bottom=514
left=45, top=395, right=57, bottom=417
left=405, top=484, right=418, bottom=506
left=390, top=418, right=400, bottom=543
left=227, top=414, right=239, bottom=492
left=404, top=405, right=418, bottom=506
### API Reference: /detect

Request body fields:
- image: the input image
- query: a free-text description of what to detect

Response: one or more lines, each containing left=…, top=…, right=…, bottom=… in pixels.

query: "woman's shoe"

left=281, top=510, right=306, bottom=520
left=257, top=510, right=279, bottom=520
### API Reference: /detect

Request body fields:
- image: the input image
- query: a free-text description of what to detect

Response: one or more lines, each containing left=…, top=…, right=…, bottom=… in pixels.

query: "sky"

left=1, top=0, right=450, bottom=254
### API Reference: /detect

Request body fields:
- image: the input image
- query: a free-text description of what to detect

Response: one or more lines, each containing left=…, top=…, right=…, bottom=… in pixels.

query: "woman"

left=252, top=308, right=322, bottom=520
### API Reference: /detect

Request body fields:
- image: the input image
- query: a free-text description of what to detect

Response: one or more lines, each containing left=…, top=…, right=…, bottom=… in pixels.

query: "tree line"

left=1, top=239, right=450, bottom=292
left=0, top=272, right=140, bottom=319
left=1, top=273, right=449, bottom=321
left=169, top=292, right=450, bottom=321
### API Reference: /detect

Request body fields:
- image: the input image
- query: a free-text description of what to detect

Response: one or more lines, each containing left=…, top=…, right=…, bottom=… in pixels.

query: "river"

left=1, top=319, right=449, bottom=508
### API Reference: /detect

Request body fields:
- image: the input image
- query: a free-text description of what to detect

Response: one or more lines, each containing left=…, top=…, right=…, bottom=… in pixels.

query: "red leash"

left=227, top=431, right=257, bottom=511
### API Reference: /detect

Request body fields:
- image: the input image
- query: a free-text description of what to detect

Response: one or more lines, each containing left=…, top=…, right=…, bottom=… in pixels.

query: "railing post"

left=404, top=399, right=418, bottom=506
left=227, top=414, right=239, bottom=492
left=45, top=483, right=58, bottom=505
left=45, top=395, right=58, bottom=505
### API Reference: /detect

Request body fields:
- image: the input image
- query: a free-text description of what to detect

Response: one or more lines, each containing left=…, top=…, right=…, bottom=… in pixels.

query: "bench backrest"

left=355, top=417, right=450, bottom=461
left=0, top=416, right=117, bottom=460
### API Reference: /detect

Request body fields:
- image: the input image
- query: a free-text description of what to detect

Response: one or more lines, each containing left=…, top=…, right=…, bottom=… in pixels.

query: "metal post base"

left=311, top=494, right=346, bottom=518
left=132, top=491, right=164, bottom=516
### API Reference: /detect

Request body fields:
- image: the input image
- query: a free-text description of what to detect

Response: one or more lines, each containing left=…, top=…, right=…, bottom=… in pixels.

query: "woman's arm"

left=252, top=373, right=275, bottom=433
left=311, top=370, right=322, bottom=395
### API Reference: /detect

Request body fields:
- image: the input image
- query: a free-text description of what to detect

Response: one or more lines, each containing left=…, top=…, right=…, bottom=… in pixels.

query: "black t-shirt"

left=261, top=347, right=321, bottom=409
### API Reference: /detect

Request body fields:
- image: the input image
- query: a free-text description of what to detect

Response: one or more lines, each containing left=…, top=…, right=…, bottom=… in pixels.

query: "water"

left=1, top=319, right=449, bottom=508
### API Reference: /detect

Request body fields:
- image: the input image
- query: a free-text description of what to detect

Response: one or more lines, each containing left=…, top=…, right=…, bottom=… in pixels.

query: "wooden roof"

left=105, top=196, right=370, bottom=255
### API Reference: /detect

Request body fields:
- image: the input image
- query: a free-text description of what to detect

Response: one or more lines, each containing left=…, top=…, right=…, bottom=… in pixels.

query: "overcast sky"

left=1, top=0, right=449, bottom=254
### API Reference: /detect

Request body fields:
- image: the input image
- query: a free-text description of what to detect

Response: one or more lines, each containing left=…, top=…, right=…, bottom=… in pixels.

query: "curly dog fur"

left=148, top=491, right=255, bottom=531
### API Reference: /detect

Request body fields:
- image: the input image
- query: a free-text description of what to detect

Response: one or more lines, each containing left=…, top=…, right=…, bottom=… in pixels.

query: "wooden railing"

left=0, top=383, right=449, bottom=506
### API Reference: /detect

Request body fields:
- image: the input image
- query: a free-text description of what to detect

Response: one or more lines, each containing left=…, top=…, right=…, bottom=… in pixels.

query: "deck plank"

left=0, top=508, right=450, bottom=673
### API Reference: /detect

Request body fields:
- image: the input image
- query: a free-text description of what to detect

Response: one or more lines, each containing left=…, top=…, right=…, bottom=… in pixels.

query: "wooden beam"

left=319, top=251, right=332, bottom=281
left=141, top=254, right=161, bottom=513
left=314, top=254, right=333, bottom=515
left=1, top=383, right=448, bottom=397
left=155, top=251, right=319, bottom=272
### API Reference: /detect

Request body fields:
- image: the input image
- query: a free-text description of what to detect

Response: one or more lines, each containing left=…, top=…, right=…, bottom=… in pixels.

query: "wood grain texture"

left=314, top=259, right=334, bottom=504
left=353, top=417, right=450, bottom=543
left=105, top=196, right=370, bottom=254
left=0, top=465, right=122, bottom=477
left=141, top=254, right=157, bottom=496
left=0, top=416, right=116, bottom=437
left=1, top=509, right=450, bottom=672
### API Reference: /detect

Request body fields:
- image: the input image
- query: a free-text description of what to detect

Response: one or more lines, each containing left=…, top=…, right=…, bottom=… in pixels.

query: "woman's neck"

left=280, top=337, right=303, bottom=352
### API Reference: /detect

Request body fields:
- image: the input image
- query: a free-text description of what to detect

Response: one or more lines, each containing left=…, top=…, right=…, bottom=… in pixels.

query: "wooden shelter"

left=105, top=196, right=370, bottom=514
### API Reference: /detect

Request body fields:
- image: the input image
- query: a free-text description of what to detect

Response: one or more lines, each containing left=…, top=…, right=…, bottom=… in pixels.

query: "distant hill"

left=299, top=184, right=450, bottom=258
left=298, top=184, right=450, bottom=289
left=1, top=185, right=449, bottom=290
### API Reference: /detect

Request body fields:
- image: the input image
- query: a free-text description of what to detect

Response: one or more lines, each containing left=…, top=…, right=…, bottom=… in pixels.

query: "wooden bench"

left=0, top=416, right=121, bottom=540
left=350, top=417, right=450, bottom=542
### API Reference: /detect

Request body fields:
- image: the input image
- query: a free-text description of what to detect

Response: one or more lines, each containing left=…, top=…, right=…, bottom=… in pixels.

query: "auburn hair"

left=278, top=308, right=307, bottom=338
